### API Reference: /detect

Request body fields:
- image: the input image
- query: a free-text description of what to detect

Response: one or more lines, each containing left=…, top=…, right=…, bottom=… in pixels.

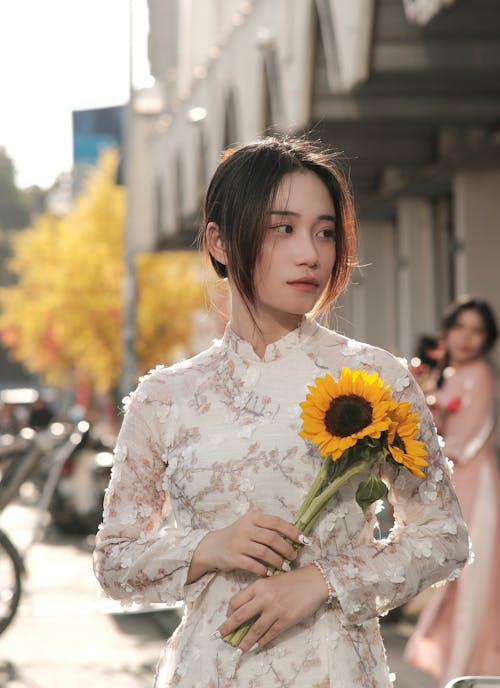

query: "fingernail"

left=250, top=643, right=260, bottom=652
left=281, top=560, right=291, bottom=572
left=209, top=630, right=221, bottom=640
left=235, top=648, right=243, bottom=656
left=266, top=568, right=273, bottom=577
left=299, top=534, right=312, bottom=545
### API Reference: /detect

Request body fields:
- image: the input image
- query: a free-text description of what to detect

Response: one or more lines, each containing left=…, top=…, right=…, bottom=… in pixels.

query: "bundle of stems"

left=224, top=439, right=389, bottom=647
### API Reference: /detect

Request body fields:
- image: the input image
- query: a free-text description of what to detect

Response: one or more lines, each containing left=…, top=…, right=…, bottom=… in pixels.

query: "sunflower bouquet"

left=224, top=367, right=428, bottom=647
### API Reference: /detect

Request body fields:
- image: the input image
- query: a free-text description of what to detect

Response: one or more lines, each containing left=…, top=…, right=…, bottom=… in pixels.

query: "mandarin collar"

left=221, top=317, right=319, bottom=363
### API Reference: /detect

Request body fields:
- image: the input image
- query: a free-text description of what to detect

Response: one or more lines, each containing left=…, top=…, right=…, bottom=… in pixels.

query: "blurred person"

left=405, top=296, right=500, bottom=683
left=93, top=136, right=468, bottom=687
left=409, top=334, right=444, bottom=395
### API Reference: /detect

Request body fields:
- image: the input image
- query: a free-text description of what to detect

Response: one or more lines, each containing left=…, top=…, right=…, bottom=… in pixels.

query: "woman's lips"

left=287, top=279, right=319, bottom=292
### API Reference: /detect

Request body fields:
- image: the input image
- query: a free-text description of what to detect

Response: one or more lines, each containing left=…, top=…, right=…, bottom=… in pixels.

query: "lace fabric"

left=94, top=318, right=469, bottom=687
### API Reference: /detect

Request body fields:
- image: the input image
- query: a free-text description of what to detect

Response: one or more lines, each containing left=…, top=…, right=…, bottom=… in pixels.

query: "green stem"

left=224, top=619, right=254, bottom=646
left=294, top=459, right=372, bottom=532
left=293, top=456, right=331, bottom=525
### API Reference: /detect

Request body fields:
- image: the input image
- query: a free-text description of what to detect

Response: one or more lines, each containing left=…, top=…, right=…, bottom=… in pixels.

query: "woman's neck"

left=448, top=355, right=481, bottom=370
left=229, top=297, right=303, bottom=359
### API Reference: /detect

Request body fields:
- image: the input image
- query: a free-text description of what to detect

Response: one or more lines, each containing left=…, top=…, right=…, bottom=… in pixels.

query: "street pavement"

left=0, top=502, right=437, bottom=688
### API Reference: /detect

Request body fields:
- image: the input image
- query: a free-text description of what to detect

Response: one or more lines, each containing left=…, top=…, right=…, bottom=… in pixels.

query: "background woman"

left=405, top=296, right=500, bottom=683
left=94, top=137, right=468, bottom=687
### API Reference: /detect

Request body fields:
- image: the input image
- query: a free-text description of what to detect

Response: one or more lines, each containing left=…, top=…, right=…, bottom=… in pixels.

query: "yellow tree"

left=0, top=150, right=213, bottom=394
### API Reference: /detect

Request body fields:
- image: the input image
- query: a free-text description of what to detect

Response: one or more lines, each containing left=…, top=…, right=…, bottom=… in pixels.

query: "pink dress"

left=405, top=359, right=500, bottom=682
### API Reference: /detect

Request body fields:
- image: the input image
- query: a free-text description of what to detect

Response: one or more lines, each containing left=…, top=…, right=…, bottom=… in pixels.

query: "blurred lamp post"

left=121, top=0, right=164, bottom=401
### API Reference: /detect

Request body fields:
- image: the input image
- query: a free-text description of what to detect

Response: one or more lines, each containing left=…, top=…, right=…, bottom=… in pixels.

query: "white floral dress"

left=93, top=318, right=469, bottom=688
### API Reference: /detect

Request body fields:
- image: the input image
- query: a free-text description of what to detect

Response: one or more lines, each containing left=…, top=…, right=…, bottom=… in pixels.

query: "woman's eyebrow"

left=269, top=209, right=336, bottom=222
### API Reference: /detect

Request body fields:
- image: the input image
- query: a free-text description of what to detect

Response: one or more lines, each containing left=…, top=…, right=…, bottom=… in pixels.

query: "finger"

left=236, top=554, right=269, bottom=577
left=237, top=612, right=276, bottom=653
left=252, top=527, right=298, bottom=562
left=218, top=599, right=260, bottom=639
left=254, top=514, right=306, bottom=546
left=252, top=619, right=283, bottom=649
left=245, top=540, right=287, bottom=571
left=227, top=585, right=255, bottom=616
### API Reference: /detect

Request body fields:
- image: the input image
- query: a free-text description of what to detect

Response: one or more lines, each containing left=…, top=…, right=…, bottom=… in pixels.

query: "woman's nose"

left=295, top=232, right=319, bottom=267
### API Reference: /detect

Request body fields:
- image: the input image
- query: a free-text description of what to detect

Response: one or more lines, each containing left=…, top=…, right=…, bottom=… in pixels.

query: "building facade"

left=138, top=0, right=500, bottom=365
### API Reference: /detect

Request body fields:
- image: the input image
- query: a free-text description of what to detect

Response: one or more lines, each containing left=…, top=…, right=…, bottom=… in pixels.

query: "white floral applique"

left=359, top=348, right=377, bottom=366
left=419, top=479, right=438, bottom=503
left=341, top=339, right=364, bottom=357
left=362, top=569, right=381, bottom=584
left=319, top=504, right=349, bottom=537
left=237, top=424, right=255, bottom=439
left=242, top=366, right=260, bottom=388
left=344, top=562, right=359, bottom=579
left=385, top=563, right=405, bottom=584
left=392, top=374, right=410, bottom=393
left=412, top=538, right=433, bottom=559
left=439, top=518, right=458, bottom=535
left=210, top=434, right=225, bottom=446
left=434, top=468, right=444, bottom=482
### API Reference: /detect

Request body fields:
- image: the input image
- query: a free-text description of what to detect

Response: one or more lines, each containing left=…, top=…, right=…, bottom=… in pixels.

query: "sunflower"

left=299, top=368, right=396, bottom=460
left=387, top=402, right=428, bottom=478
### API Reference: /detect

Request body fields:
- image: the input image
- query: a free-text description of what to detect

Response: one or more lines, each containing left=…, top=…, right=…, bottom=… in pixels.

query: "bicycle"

left=0, top=421, right=91, bottom=636
left=444, top=679, right=500, bottom=687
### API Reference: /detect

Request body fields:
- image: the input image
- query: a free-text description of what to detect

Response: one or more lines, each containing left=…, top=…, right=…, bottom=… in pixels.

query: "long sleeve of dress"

left=315, top=364, right=470, bottom=626
left=440, top=361, right=496, bottom=465
left=93, top=380, right=215, bottom=606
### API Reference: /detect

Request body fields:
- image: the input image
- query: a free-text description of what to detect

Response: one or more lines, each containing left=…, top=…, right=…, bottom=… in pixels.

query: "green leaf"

left=355, top=474, right=388, bottom=513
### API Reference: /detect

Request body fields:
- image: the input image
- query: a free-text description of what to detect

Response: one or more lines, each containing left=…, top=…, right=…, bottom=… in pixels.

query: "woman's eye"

left=272, top=224, right=293, bottom=234
left=318, top=228, right=336, bottom=239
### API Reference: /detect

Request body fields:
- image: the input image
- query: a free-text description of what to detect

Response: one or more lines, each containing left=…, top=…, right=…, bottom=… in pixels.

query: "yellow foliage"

left=0, top=149, right=215, bottom=394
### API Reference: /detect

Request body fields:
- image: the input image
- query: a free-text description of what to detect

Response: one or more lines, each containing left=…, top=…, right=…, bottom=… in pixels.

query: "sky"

left=0, top=0, right=152, bottom=189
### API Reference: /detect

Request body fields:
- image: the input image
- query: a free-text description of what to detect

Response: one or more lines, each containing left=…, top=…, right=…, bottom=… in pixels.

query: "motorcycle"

left=46, top=420, right=114, bottom=536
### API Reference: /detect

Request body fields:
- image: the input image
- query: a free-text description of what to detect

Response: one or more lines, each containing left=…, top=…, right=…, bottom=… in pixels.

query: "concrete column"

left=358, top=221, right=397, bottom=353
left=334, top=221, right=397, bottom=354
left=453, top=170, right=500, bottom=370
left=396, top=198, right=438, bottom=359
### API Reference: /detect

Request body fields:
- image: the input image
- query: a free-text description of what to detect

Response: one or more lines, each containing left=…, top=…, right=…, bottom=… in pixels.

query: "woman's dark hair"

left=437, top=296, right=498, bottom=387
left=198, top=135, right=357, bottom=316
left=415, top=334, right=441, bottom=369
left=441, top=296, right=498, bottom=355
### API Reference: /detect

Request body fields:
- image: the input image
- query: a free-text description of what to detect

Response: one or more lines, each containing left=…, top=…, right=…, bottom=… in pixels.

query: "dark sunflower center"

left=325, top=394, right=373, bottom=437
left=393, top=433, right=406, bottom=453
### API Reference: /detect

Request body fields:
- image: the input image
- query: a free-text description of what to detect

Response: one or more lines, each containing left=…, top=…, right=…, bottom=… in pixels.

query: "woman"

left=93, top=136, right=469, bottom=687
left=405, top=296, right=500, bottom=682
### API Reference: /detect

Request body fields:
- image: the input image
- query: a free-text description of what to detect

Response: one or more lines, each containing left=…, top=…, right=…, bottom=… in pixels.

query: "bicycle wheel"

left=0, top=529, right=23, bottom=635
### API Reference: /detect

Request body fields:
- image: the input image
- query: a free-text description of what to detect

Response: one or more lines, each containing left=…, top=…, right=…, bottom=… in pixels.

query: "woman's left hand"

left=216, top=564, right=330, bottom=653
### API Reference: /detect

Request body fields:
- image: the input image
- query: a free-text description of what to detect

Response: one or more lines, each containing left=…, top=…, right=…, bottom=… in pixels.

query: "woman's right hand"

left=187, top=512, right=306, bottom=582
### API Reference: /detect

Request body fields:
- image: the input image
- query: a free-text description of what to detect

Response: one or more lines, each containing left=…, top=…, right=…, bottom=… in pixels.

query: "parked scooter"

left=47, top=421, right=114, bottom=536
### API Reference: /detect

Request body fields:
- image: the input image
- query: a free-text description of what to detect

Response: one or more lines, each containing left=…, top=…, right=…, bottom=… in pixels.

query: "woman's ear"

left=206, top=222, right=227, bottom=267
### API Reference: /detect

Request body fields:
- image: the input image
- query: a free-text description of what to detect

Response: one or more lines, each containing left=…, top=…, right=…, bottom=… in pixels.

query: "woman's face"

left=251, top=170, right=337, bottom=327
left=445, top=308, right=488, bottom=365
